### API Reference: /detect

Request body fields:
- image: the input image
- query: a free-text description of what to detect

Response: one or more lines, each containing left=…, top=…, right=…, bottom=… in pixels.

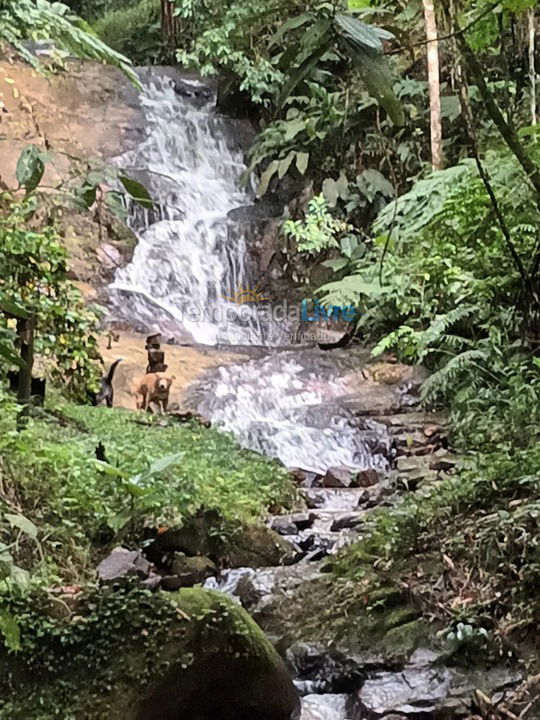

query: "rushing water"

left=109, top=73, right=266, bottom=345
left=197, top=350, right=392, bottom=474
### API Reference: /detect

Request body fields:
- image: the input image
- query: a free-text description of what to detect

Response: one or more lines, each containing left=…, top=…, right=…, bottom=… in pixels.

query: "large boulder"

left=136, top=588, right=300, bottom=720
left=0, top=586, right=299, bottom=720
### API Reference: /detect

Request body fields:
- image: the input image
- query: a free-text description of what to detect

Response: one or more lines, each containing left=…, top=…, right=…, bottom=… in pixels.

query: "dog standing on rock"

left=134, top=373, right=174, bottom=414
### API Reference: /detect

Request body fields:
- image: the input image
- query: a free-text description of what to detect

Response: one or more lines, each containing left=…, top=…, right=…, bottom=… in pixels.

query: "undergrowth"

left=0, top=397, right=293, bottom=588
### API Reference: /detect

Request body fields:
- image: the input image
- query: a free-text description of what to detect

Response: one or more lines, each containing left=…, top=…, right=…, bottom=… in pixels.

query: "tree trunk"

left=423, top=0, right=443, bottom=170
left=529, top=8, right=536, bottom=128
left=16, top=315, right=35, bottom=429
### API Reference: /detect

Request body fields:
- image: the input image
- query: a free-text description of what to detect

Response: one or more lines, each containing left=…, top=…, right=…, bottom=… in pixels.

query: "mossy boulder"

left=0, top=585, right=299, bottom=720
left=136, top=589, right=300, bottom=720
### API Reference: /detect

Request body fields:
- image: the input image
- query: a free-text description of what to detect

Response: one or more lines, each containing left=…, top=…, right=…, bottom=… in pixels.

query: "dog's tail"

left=106, top=358, right=122, bottom=384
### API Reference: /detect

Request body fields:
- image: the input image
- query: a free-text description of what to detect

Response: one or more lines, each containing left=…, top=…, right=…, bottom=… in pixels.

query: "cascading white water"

left=197, top=351, right=391, bottom=474
left=109, top=74, right=265, bottom=345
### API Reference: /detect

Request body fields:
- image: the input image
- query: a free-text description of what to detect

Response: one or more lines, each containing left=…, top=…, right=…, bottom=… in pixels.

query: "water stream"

left=108, top=72, right=413, bottom=720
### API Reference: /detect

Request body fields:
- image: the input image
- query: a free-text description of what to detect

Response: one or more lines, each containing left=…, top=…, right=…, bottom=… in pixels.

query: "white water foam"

left=198, top=352, right=391, bottom=474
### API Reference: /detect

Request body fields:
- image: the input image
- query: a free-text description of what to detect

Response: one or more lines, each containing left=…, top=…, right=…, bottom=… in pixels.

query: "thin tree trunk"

left=16, top=315, right=35, bottom=429
left=529, top=8, right=536, bottom=128
left=423, top=0, right=443, bottom=170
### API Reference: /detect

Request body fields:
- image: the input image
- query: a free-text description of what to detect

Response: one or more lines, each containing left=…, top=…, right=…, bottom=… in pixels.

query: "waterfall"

left=108, top=73, right=265, bottom=346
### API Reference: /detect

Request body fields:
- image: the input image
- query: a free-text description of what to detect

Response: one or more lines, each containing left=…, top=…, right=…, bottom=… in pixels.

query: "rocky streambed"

left=94, top=347, right=521, bottom=719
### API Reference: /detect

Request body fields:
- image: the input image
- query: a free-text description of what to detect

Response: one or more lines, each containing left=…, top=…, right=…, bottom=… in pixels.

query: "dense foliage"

left=0, top=196, right=102, bottom=397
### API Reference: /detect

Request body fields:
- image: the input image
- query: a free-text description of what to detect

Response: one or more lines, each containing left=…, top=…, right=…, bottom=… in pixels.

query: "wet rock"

left=292, top=513, right=317, bottom=531
left=271, top=517, right=299, bottom=536
left=351, top=662, right=522, bottom=720
left=330, top=514, right=364, bottom=532
left=147, top=508, right=225, bottom=559
left=323, top=467, right=356, bottom=488
left=96, top=242, right=122, bottom=269
left=96, top=547, right=160, bottom=586
left=226, top=525, right=297, bottom=569
left=271, top=513, right=316, bottom=535
left=160, top=575, right=186, bottom=591
left=356, top=469, right=379, bottom=487
left=430, top=451, right=458, bottom=472
left=353, top=665, right=453, bottom=719
left=396, top=456, right=430, bottom=474
left=287, top=643, right=366, bottom=695
left=170, top=554, right=218, bottom=586
left=304, top=491, right=327, bottom=509
left=304, top=548, right=329, bottom=562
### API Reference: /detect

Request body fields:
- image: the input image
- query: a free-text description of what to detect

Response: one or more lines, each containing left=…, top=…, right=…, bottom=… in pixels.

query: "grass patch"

left=0, top=400, right=293, bottom=584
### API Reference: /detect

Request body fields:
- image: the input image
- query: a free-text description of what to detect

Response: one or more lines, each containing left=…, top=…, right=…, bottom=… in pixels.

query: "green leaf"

left=342, top=40, right=404, bottom=125
left=95, top=461, right=128, bottom=479
left=143, top=452, right=183, bottom=480
left=15, top=145, right=45, bottom=194
left=295, top=152, right=310, bottom=175
left=322, top=178, right=339, bottom=207
left=0, top=343, right=26, bottom=370
left=257, top=160, right=279, bottom=197
left=278, top=152, right=296, bottom=180
left=334, top=13, right=390, bottom=52
left=269, top=13, right=313, bottom=47
left=0, top=609, right=21, bottom=651
left=276, top=31, right=333, bottom=110
left=5, top=513, right=38, bottom=540
left=0, top=297, right=29, bottom=319
left=119, top=176, right=153, bottom=210
left=321, top=258, right=350, bottom=271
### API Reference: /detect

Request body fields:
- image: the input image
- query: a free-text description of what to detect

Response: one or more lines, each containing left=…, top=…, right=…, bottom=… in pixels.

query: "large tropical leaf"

left=334, top=13, right=394, bottom=52
left=341, top=39, right=404, bottom=125
left=0, top=0, right=140, bottom=87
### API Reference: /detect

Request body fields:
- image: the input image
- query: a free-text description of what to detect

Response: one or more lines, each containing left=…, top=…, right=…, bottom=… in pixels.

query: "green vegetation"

left=0, top=585, right=295, bottom=719
left=93, top=0, right=162, bottom=64
left=0, top=399, right=292, bottom=588
left=2, top=0, right=540, bottom=713
left=0, top=0, right=137, bottom=83
left=0, top=196, right=102, bottom=397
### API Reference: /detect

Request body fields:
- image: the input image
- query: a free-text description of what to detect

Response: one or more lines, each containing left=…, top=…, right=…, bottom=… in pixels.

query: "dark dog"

left=93, top=359, right=122, bottom=408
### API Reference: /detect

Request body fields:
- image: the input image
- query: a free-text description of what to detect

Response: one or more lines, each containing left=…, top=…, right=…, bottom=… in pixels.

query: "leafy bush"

left=0, top=196, right=102, bottom=398
left=93, top=0, right=162, bottom=63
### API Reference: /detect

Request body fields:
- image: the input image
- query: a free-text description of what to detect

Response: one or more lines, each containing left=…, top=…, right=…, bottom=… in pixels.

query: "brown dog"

left=133, top=373, right=174, bottom=414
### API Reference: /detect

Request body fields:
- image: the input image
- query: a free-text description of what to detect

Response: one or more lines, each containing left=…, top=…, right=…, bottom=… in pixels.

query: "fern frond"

left=421, top=349, right=490, bottom=404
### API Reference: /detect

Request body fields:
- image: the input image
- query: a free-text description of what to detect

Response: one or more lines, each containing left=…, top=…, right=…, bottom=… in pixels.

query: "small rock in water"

left=323, top=467, right=356, bottom=488
left=303, top=492, right=327, bottom=509
left=304, top=548, right=329, bottom=563
left=330, top=514, right=364, bottom=532
left=271, top=513, right=316, bottom=535
left=356, top=469, right=379, bottom=487
left=271, top=517, right=299, bottom=536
